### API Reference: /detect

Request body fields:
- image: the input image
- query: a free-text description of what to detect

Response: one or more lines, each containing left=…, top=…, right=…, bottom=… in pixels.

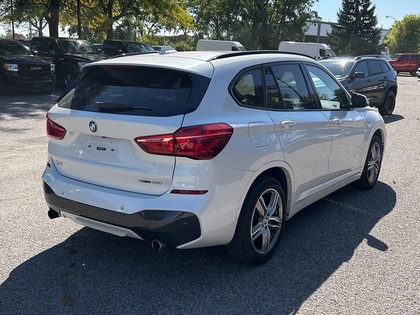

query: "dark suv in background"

left=320, top=55, right=398, bottom=116
left=102, top=39, right=156, bottom=57
left=30, top=37, right=106, bottom=88
left=0, top=38, right=55, bottom=94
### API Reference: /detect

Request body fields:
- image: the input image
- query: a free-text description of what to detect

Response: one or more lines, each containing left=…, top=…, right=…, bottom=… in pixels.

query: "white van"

left=278, top=41, right=336, bottom=60
left=196, top=39, right=246, bottom=51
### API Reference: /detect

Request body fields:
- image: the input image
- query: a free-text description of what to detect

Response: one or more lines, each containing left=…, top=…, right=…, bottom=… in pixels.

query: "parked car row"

left=0, top=37, right=161, bottom=94
left=0, top=38, right=56, bottom=94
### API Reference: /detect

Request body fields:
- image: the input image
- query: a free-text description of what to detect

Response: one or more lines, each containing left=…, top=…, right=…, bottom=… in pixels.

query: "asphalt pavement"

left=0, top=77, right=419, bottom=314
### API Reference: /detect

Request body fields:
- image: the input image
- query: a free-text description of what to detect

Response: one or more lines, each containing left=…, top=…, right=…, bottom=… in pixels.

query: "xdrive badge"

left=89, top=121, right=97, bottom=132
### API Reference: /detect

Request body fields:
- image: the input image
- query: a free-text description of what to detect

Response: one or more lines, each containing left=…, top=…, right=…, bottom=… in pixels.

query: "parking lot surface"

left=0, top=76, right=419, bottom=314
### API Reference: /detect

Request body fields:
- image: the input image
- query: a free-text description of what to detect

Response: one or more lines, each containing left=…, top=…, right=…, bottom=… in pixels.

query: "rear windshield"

left=57, top=66, right=210, bottom=117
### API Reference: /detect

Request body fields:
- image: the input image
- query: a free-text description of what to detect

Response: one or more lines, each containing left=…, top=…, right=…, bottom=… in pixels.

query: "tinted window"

left=370, top=60, right=383, bottom=76
left=57, top=40, right=96, bottom=54
left=380, top=61, right=391, bottom=72
left=231, top=68, right=264, bottom=108
left=399, top=55, right=409, bottom=61
left=411, top=55, right=420, bottom=61
left=0, top=40, right=30, bottom=55
left=354, top=61, right=369, bottom=77
left=31, top=39, right=54, bottom=54
left=306, top=65, right=349, bottom=110
left=265, top=64, right=316, bottom=110
left=58, top=66, right=210, bottom=117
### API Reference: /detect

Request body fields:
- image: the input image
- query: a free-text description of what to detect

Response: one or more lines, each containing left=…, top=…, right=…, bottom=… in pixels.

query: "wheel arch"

left=236, top=163, right=294, bottom=220
left=373, top=128, right=386, bottom=154
left=387, top=84, right=398, bottom=97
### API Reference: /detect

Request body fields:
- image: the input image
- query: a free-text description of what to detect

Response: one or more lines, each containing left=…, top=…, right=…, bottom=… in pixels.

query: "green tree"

left=1, top=0, right=193, bottom=40
left=329, top=0, right=381, bottom=55
left=0, top=0, right=51, bottom=37
left=67, top=0, right=194, bottom=40
left=11, top=0, right=61, bottom=37
left=384, top=14, right=420, bottom=55
left=189, top=0, right=318, bottom=50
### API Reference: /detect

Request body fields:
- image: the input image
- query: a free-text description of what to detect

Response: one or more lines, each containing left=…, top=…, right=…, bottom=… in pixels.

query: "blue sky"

left=312, top=0, right=420, bottom=29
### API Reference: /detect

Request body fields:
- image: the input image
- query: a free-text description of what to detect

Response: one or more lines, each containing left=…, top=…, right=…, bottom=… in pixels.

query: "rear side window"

left=369, top=61, right=383, bottom=76
left=380, top=61, right=391, bottom=72
left=57, top=66, right=210, bottom=117
left=231, top=68, right=264, bottom=109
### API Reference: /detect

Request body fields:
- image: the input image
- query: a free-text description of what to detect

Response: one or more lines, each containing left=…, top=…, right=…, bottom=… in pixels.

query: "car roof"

left=31, top=37, right=89, bottom=42
left=320, top=56, right=390, bottom=62
left=85, top=50, right=316, bottom=77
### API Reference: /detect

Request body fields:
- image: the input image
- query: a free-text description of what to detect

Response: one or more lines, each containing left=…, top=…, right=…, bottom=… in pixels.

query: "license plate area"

left=86, top=140, right=117, bottom=155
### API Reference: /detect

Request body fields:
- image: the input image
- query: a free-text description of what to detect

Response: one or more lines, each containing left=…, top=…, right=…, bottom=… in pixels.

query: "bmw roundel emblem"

left=89, top=121, right=97, bottom=132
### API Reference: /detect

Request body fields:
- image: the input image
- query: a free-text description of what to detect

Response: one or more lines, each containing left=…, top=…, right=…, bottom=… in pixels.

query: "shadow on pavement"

left=0, top=90, right=63, bottom=120
left=383, top=114, right=404, bottom=124
left=0, top=182, right=396, bottom=314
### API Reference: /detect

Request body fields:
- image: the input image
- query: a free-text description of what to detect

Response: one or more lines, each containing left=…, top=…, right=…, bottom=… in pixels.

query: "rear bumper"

left=43, top=181, right=201, bottom=248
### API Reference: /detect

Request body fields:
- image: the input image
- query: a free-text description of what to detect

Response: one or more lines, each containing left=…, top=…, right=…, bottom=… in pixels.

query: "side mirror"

left=353, top=72, right=365, bottom=79
left=351, top=93, right=369, bottom=108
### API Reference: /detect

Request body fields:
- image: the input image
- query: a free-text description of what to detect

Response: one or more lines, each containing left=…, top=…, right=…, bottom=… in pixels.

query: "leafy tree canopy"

left=189, top=0, right=319, bottom=50
left=384, top=14, right=420, bottom=55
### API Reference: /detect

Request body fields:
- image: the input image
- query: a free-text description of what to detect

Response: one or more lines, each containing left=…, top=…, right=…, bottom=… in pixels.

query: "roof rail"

left=355, top=55, right=383, bottom=59
left=209, top=50, right=315, bottom=61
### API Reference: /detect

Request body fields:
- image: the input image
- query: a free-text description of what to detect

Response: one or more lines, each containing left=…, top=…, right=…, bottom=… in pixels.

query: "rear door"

left=264, top=63, right=332, bottom=203
left=48, top=65, right=210, bottom=195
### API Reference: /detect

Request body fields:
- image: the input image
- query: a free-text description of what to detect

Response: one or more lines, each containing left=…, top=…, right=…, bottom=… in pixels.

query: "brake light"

left=46, top=114, right=66, bottom=140
left=135, top=123, right=233, bottom=160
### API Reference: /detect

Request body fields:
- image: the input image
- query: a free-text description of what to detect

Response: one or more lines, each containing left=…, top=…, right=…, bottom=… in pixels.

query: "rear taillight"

left=46, top=114, right=66, bottom=140
left=135, top=123, right=233, bottom=160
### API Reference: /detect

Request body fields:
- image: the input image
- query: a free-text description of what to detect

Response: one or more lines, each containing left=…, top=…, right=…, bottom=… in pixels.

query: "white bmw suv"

left=43, top=50, right=386, bottom=265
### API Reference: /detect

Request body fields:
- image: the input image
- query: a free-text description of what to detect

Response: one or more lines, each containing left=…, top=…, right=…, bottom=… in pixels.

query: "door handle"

left=332, top=117, right=342, bottom=125
left=280, top=120, right=297, bottom=129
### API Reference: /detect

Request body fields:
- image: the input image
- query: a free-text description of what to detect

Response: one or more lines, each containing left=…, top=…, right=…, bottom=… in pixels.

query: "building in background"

left=304, top=21, right=389, bottom=45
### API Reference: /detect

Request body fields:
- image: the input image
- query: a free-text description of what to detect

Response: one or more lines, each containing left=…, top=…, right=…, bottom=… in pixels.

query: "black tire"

left=226, top=177, right=286, bottom=265
left=352, top=135, right=382, bottom=190
left=409, top=71, right=416, bottom=76
left=378, top=90, right=395, bottom=116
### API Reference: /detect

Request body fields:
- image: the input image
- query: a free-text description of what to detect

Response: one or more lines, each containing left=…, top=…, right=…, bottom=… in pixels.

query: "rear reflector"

left=46, top=114, right=66, bottom=140
left=170, top=189, right=208, bottom=195
left=135, top=123, right=233, bottom=160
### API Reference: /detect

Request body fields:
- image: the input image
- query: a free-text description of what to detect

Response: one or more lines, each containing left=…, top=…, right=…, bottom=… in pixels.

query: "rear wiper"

left=95, top=101, right=152, bottom=112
